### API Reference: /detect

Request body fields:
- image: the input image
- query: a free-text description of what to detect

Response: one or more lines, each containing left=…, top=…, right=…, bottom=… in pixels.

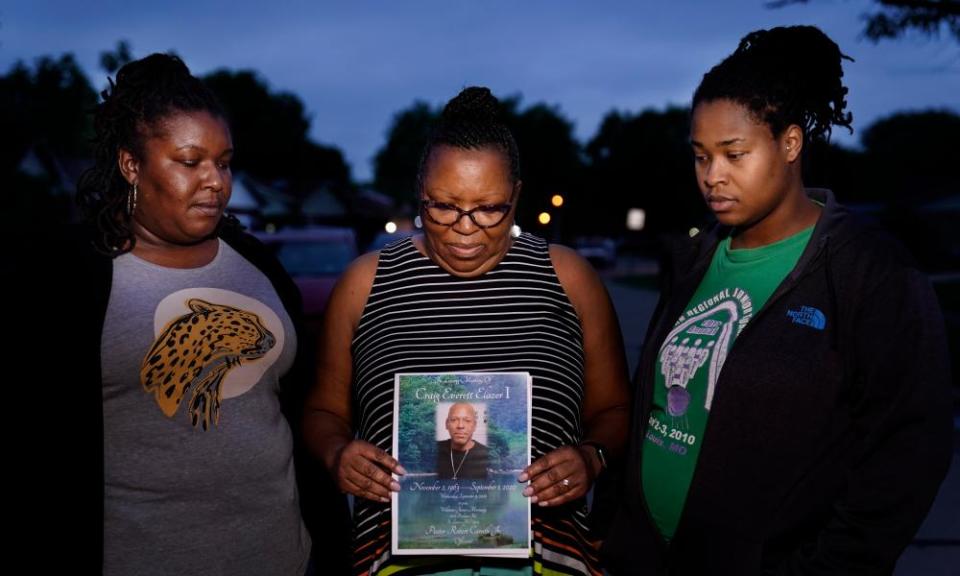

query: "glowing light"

left=538, top=212, right=552, bottom=225
left=385, top=221, right=398, bottom=234
left=551, top=194, right=564, bottom=207
left=626, top=208, right=646, bottom=231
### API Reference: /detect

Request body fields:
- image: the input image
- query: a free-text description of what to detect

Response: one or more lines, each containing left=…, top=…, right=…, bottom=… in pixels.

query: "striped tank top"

left=350, top=233, right=601, bottom=575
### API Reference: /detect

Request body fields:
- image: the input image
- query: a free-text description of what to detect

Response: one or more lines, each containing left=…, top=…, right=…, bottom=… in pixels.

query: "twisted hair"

left=76, top=53, right=227, bottom=255
left=693, top=26, right=853, bottom=143
left=417, top=86, right=520, bottom=192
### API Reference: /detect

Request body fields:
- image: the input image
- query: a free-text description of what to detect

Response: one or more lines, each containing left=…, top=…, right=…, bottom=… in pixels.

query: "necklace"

left=449, top=446, right=471, bottom=480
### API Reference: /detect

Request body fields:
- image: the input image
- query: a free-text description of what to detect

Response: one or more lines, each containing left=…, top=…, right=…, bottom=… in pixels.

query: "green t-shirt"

left=641, top=226, right=814, bottom=540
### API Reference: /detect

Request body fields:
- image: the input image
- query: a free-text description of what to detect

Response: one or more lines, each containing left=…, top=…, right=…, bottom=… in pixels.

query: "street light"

left=538, top=212, right=552, bottom=225
left=551, top=194, right=564, bottom=208
left=626, top=208, right=646, bottom=231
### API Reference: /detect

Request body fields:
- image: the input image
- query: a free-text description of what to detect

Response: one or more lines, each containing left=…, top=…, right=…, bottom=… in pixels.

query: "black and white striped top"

left=350, top=233, right=601, bottom=575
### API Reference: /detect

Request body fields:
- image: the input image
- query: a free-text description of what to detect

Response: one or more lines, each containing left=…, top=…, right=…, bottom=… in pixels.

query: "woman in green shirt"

left=604, top=25, right=952, bottom=575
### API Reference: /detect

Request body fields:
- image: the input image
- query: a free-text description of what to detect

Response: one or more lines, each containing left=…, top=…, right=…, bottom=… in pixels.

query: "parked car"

left=254, top=226, right=358, bottom=320
left=574, top=236, right=618, bottom=270
left=365, top=229, right=420, bottom=253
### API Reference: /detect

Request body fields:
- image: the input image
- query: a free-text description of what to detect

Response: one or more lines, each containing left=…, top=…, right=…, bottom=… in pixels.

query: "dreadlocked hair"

left=693, top=25, right=854, bottom=144
left=417, top=86, right=520, bottom=192
left=76, top=53, right=229, bottom=256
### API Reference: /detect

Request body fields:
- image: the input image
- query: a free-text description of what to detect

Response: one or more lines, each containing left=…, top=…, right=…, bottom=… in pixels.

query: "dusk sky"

left=3, top=0, right=957, bottom=180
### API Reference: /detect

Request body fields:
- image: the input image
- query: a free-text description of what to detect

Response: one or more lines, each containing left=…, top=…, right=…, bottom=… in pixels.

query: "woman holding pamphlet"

left=305, top=86, right=630, bottom=575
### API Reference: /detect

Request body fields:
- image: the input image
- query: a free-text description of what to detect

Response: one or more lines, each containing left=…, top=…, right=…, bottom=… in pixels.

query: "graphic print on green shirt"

left=642, top=226, right=814, bottom=540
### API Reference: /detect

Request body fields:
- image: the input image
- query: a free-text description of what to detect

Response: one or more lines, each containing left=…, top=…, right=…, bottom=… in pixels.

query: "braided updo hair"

left=76, top=53, right=227, bottom=255
left=693, top=26, right=854, bottom=144
left=417, top=86, right=520, bottom=192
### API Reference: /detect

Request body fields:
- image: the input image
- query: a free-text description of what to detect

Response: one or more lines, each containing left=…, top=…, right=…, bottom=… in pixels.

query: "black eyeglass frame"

left=419, top=191, right=518, bottom=229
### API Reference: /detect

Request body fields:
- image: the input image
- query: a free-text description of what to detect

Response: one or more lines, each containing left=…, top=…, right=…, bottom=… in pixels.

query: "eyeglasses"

left=420, top=198, right=514, bottom=229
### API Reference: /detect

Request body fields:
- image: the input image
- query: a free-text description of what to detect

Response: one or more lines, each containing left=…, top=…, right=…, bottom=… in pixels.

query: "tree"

left=2, top=54, right=98, bottom=227
left=584, top=107, right=704, bottom=239
left=1, top=54, right=97, bottom=172
left=373, top=101, right=437, bottom=205
left=502, top=98, right=586, bottom=238
left=860, top=109, right=958, bottom=204
left=202, top=69, right=351, bottom=197
left=800, top=139, right=867, bottom=205
left=858, top=110, right=960, bottom=270
left=99, top=40, right=133, bottom=75
left=769, top=0, right=960, bottom=43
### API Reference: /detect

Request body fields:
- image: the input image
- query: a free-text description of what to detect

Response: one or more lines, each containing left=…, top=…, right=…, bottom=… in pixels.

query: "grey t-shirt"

left=101, top=240, right=310, bottom=576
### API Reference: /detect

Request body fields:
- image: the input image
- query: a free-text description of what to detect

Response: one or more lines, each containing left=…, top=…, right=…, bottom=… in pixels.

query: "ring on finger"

left=561, top=478, right=571, bottom=490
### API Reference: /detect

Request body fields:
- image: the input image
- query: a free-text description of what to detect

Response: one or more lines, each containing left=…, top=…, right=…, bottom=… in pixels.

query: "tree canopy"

left=5, top=43, right=957, bottom=268
left=1, top=54, right=96, bottom=174
left=203, top=69, right=351, bottom=196
left=769, top=0, right=960, bottom=43
left=372, top=101, right=437, bottom=205
left=584, top=107, right=704, bottom=238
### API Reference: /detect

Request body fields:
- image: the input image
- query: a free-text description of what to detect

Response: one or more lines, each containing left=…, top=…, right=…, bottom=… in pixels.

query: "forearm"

left=582, top=403, right=630, bottom=462
left=303, top=408, right=355, bottom=473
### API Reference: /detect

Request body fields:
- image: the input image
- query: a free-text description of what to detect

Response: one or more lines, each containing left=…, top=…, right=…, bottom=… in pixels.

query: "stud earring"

left=510, top=224, right=521, bottom=238
left=414, top=215, right=423, bottom=229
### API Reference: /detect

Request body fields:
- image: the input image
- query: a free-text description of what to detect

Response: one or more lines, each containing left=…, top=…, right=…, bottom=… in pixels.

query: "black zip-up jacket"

left=20, top=223, right=350, bottom=574
left=603, top=189, right=953, bottom=575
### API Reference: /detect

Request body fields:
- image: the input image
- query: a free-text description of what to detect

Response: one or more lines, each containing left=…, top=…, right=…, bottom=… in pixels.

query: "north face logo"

left=787, top=306, right=826, bottom=330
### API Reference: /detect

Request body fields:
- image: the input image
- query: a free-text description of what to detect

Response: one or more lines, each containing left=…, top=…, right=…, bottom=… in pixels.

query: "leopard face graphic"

left=140, top=298, right=276, bottom=430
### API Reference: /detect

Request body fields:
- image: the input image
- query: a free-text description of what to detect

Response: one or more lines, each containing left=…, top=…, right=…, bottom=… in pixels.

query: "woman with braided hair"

left=44, top=53, right=328, bottom=574
left=305, top=86, right=631, bottom=575
left=603, top=26, right=952, bottom=575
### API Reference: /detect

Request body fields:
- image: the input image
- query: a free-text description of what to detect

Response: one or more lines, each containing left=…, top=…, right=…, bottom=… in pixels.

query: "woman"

left=305, top=87, right=630, bottom=575
left=48, top=53, right=320, bottom=575
left=603, top=26, right=952, bottom=575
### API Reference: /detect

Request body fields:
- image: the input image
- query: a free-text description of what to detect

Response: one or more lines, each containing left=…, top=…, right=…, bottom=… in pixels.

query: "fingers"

left=336, top=440, right=405, bottom=502
left=353, top=442, right=404, bottom=479
left=341, top=474, right=394, bottom=503
left=518, top=447, right=561, bottom=482
left=520, top=446, right=592, bottom=507
left=359, top=442, right=406, bottom=475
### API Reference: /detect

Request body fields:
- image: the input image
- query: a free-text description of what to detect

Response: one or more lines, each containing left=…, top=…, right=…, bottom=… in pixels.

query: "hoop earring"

left=414, top=215, right=423, bottom=229
left=127, top=183, right=138, bottom=217
left=510, top=224, right=521, bottom=238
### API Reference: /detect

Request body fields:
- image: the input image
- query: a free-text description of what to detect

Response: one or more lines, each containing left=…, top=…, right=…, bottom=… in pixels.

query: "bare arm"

left=521, top=244, right=631, bottom=506
left=551, top=245, right=631, bottom=461
left=303, top=251, right=404, bottom=503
